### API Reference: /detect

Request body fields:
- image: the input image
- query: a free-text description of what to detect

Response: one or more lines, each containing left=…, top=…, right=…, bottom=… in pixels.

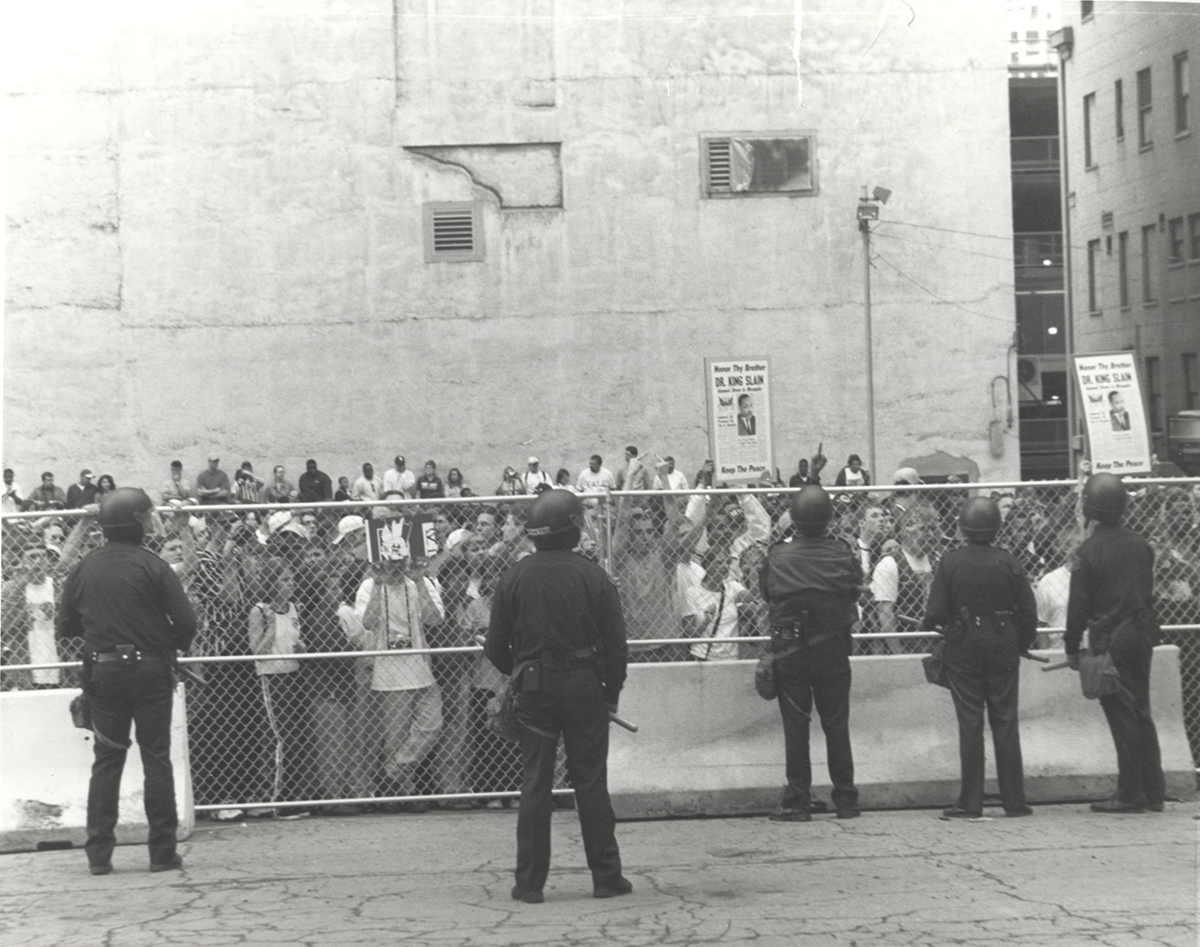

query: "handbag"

left=1078, top=649, right=1121, bottom=699
left=922, top=638, right=949, bottom=688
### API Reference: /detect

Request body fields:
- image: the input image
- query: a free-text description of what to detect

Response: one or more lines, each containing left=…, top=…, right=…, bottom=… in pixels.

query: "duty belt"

left=960, top=607, right=1014, bottom=634
left=542, top=646, right=597, bottom=672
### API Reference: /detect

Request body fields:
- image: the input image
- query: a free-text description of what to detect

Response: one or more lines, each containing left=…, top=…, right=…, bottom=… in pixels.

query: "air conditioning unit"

left=1017, top=356, right=1043, bottom=403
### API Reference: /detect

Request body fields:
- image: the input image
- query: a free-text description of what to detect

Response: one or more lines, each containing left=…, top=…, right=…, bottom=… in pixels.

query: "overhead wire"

left=869, top=248, right=1017, bottom=325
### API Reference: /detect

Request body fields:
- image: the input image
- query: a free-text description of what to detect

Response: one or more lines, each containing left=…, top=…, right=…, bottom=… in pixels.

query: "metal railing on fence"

left=4, top=477, right=1198, bottom=811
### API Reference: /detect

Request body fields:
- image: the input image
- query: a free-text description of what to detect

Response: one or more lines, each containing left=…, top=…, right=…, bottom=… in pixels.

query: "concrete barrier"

left=0, top=687, right=193, bottom=853
left=608, top=648, right=1194, bottom=817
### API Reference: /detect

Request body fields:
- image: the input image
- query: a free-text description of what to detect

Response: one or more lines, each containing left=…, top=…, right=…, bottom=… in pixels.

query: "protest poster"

left=365, top=514, right=436, bottom=563
left=1073, top=351, right=1152, bottom=475
left=704, top=357, right=773, bottom=484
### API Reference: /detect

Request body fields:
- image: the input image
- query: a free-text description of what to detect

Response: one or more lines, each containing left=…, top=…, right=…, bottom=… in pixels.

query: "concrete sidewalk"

left=0, top=802, right=1195, bottom=947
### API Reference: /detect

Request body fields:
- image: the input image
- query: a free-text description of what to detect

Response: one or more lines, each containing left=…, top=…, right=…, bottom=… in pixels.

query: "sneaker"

left=149, top=854, right=184, bottom=873
left=768, top=808, right=812, bottom=823
left=213, top=808, right=244, bottom=822
left=511, top=885, right=544, bottom=903
left=1005, top=806, right=1034, bottom=818
left=89, top=863, right=113, bottom=876
left=593, top=876, right=633, bottom=899
left=836, top=807, right=862, bottom=820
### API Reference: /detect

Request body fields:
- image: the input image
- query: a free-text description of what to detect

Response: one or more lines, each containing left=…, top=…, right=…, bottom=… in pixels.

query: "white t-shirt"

left=684, top=579, right=746, bottom=660
left=382, top=468, right=416, bottom=498
left=250, top=602, right=302, bottom=676
left=25, top=577, right=59, bottom=685
left=576, top=467, right=617, bottom=495
left=352, top=576, right=438, bottom=691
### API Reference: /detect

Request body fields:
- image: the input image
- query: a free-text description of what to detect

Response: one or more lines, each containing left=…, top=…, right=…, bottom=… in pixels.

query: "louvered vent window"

left=701, top=133, right=818, bottom=198
left=423, top=202, right=484, bottom=262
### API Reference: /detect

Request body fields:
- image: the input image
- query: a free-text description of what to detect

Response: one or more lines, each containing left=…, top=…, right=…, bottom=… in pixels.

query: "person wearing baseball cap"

left=67, top=470, right=98, bottom=510
left=521, top=456, right=553, bottom=494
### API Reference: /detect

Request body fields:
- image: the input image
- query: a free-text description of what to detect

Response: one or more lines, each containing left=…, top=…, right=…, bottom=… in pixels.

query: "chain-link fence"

left=3, top=478, right=1199, bottom=813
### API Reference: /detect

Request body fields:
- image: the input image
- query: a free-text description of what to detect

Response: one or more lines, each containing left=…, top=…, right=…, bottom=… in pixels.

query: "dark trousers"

left=944, top=623, right=1027, bottom=814
left=514, top=667, right=622, bottom=894
left=258, top=672, right=312, bottom=802
left=773, top=633, right=857, bottom=811
left=85, top=658, right=178, bottom=868
left=1099, top=625, right=1165, bottom=807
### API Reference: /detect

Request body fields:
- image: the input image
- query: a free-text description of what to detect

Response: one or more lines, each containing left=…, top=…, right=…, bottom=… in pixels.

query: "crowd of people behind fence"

left=2, top=448, right=1199, bottom=815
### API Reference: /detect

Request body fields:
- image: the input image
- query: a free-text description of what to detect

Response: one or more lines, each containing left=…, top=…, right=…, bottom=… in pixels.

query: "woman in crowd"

left=444, top=468, right=465, bottom=498
left=248, top=557, right=312, bottom=816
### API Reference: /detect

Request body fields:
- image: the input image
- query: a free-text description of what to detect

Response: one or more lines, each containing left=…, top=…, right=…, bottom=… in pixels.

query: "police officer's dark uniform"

left=759, top=485, right=862, bottom=821
left=924, top=497, right=1037, bottom=819
left=56, top=488, right=197, bottom=874
left=485, top=489, right=632, bottom=903
left=1066, top=473, right=1165, bottom=813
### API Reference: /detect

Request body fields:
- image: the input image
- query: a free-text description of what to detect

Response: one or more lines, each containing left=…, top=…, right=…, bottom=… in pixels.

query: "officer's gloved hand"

left=1067, top=652, right=1081, bottom=671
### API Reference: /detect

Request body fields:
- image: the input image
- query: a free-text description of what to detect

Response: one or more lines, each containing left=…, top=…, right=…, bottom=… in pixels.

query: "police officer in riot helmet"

left=57, top=488, right=198, bottom=874
left=925, top=497, right=1037, bottom=819
left=759, top=484, right=863, bottom=821
left=1066, top=473, right=1166, bottom=813
left=485, top=489, right=632, bottom=902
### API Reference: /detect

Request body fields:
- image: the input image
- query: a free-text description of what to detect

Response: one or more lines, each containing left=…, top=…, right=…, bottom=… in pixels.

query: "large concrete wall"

left=5, top=1, right=1019, bottom=491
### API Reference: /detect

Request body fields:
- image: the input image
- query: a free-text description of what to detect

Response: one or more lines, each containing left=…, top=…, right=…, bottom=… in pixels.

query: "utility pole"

left=857, top=185, right=890, bottom=482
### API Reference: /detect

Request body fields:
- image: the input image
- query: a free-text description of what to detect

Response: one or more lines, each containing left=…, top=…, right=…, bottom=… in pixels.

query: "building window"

left=1118, top=231, right=1129, bottom=306
left=1026, top=30, right=1040, bottom=41
left=1081, top=2, right=1094, bottom=18
left=1142, top=224, right=1157, bottom=302
left=1185, top=353, right=1200, bottom=409
left=1087, top=239, right=1101, bottom=312
left=1189, top=213, right=1200, bottom=260
left=1175, top=52, right=1190, bottom=134
left=1011, top=31, right=1019, bottom=41
left=1083, top=93, right=1097, bottom=166
left=1031, top=5, right=1038, bottom=17
left=1145, top=357, right=1162, bottom=432
left=701, top=134, right=817, bottom=198
left=422, top=202, right=484, bottom=262
left=1137, top=67, right=1153, bottom=147
left=1114, top=79, right=1125, bottom=139
left=1168, top=217, right=1185, bottom=263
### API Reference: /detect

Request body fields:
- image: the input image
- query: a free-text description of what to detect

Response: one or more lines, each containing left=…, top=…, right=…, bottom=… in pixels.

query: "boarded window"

left=701, top=134, right=817, bottom=198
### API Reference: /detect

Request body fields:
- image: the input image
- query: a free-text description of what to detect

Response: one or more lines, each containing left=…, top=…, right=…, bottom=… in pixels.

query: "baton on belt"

left=1042, top=659, right=1073, bottom=671
left=1021, top=652, right=1051, bottom=663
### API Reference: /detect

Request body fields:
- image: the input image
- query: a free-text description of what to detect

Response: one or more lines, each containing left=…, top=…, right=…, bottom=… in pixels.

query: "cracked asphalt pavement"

left=0, top=802, right=1194, bottom=946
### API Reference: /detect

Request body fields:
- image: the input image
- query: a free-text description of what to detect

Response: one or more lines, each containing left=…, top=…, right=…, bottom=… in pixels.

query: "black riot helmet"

left=959, top=497, right=1002, bottom=544
left=98, top=487, right=154, bottom=542
left=790, top=484, right=833, bottom=538
left=1082, top=472, right=1127, bottom=525
left=525, top=488, right=586, bottom=550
